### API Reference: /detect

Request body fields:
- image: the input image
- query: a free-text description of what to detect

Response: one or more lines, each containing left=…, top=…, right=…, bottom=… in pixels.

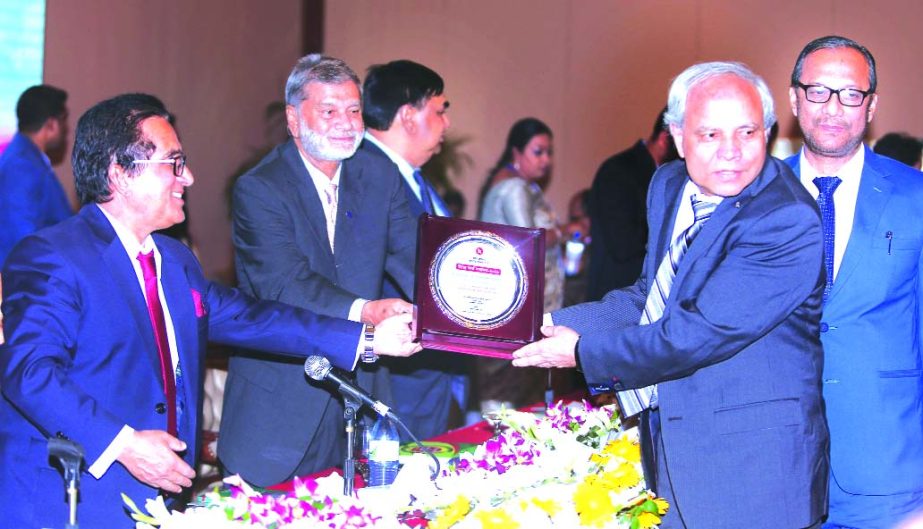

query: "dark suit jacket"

left=785, top=147, right=923, bottom=523
left=361, top=139, right=465, bottom=440
left=0, top=205, right=361, bottom=528
left=554, top=158, right=829, bottom=529
left=219, top=140, right=417, bottom=485
left=587, top=140, right=656, bottom=301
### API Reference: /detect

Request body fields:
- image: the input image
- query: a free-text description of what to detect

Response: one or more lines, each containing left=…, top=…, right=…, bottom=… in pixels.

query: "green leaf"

left=121, top=493, right=142, bottom=515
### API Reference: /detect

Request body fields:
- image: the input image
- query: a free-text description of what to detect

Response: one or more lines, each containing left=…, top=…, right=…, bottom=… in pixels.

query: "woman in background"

left=476, top=117, right=564, bottom=412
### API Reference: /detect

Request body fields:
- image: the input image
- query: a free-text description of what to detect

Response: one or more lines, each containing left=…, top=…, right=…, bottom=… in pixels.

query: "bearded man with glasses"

left=785, top=35, right=923, bottom=529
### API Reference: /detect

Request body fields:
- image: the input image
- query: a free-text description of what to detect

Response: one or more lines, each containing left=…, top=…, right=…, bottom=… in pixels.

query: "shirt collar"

left=298, top=149, right=342, bottom=188
left=96, top=204, right=159, bottom=272
left=364, top=132, right=417, bottom=179
left=798, top=144, right=864, bottom=185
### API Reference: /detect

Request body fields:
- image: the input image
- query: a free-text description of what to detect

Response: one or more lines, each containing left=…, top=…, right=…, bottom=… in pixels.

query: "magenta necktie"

left=137, top=251, right=177, bottom=436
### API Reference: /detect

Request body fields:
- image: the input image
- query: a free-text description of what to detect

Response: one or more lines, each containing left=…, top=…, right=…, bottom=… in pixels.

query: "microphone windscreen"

left=304, top=355, right=332, bottom=380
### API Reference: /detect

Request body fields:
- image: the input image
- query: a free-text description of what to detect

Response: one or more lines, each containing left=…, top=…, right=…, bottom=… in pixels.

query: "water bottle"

left=367, top=415, right=400, bottom=487
left=564, top=232, right=586, bottom=276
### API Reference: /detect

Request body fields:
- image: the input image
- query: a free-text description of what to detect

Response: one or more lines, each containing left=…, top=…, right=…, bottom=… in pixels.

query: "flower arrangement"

left=124, top=474, right=412, bottom=529
left=125, top=401, right=668, bottom=529
left=408, top=401, right=668, bottom=529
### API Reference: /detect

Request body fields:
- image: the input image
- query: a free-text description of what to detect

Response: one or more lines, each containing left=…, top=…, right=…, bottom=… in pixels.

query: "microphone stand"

left=48, top=436, right=84, bottom=529
left=342, top=396, right=361, bottom=497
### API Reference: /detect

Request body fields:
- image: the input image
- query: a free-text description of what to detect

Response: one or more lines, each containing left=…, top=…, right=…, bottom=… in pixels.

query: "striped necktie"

left=813, top=176, right=841, bottom=303
left=324, top=182, right=337, bottom=251
left=616, top=195, right=719, bottom=418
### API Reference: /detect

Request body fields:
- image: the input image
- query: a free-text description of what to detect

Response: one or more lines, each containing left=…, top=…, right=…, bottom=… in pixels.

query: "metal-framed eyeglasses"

left=131, top=155, right=187, bottom=177
left=794, top=82, right=873, bottom=107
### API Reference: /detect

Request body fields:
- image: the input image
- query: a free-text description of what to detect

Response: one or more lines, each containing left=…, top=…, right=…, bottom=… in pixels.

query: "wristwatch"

left=360, top=323, right=378, bottom=363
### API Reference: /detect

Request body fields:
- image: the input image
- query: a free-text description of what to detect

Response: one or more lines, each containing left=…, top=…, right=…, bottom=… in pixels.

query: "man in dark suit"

left=785, top=35, right=923, bottom=529
left=0, top=93, right=419, bottom=528
left=513, top=62, right=828, bottom=528
left=360, top=59, right=468, bottom=440
left=219, top=55, right=419, bottom=486
left=586, top=108, right=677, bottom=301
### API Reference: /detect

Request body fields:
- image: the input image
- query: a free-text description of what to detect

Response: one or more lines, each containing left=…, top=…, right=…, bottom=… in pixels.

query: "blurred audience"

left=587, top=107, right=677, bottom=301
left=0, top=85, right=72, bottom=268
left=477, top=117, right=564, bottom=412
left=874, top=131, right=923, bottom=170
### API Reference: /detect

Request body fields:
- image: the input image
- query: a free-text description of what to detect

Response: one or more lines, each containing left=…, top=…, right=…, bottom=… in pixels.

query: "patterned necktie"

left=324, top=182, right=338, bottom=251
left=137, top=251, right=178, bottom=436
left=813, top=176, right=841, bottom=303
left=616, top=195, right=719, bottom=418
left=413, top=169, right=435, bottom=215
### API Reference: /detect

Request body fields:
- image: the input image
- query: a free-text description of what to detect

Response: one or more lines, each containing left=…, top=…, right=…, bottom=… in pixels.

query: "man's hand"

left=511, top=325, right=579, bottom=368
left=117, top=430, right=195, bottom=493
left=361, top=298, right=412, bottom=326
left=374, top=312, right=422, bottom=357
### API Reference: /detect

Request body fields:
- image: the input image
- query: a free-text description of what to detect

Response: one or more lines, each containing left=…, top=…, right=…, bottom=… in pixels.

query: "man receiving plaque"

left=512, top=62, right=829, bottom=529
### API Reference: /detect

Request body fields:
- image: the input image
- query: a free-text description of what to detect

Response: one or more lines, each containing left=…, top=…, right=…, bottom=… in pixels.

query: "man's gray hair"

left=285, top=54, right=360, bottom=106
left=664, top=61, right=776, bottom=131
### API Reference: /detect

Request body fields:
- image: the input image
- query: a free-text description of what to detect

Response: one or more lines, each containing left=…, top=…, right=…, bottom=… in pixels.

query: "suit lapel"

left=281, top=141, right=332, bottom=258
left=652, top=165, right=686, bottom=264
left=86, top=207, right=164, bottom=384
left=159, top=248, right=199, bottom=431
left=336, top=161, right=362, bottom=255
left=829, top=149, right=892, bottom=300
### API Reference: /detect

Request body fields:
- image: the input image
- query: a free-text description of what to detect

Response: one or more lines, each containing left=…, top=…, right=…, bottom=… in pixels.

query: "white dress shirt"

left=90, top=205, right=180, bottom=478
left=296, top=151, right=368, bottom=323
left=364, top=132, right=450, bottom=216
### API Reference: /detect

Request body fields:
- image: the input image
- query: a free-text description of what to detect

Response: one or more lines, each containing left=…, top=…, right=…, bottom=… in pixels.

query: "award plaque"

left=413, top=215, right=545, bottom=359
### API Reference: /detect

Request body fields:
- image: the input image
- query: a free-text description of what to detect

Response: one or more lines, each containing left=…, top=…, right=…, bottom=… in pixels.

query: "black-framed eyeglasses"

left=132, top=155, right=187, bottom=177
left=794, top=82, right=873, bottom=107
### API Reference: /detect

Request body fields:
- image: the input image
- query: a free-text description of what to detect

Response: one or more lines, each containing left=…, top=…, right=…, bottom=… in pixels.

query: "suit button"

left=819, top=322, right=829, bottom=332
left=155, top=403, right=166, bottom=414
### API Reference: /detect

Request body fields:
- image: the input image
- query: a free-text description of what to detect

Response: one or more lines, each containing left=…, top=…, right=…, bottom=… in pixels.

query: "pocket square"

left=191, top=288, right=207, bottom=317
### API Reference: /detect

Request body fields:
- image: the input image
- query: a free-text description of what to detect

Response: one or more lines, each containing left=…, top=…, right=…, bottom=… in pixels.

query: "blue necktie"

left=413, top=169, right=435, bottom=215
left=616, top=195, right=718, bottom=418
left=813, top=176, right=841, bottom=303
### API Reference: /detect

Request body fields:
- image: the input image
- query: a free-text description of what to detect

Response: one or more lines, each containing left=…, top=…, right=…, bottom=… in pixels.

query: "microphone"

left=304, top=355, right=393, bottom=418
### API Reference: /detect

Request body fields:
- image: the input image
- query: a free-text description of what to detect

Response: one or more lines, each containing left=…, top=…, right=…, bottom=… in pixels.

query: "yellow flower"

left=635, top=510, right=663, bottom=528
left=474, top=507, right=519, bottom=529
left=603, top=436, right=642, bottom=463
left=653, top=497, right=669, bottom=515
left=574, top=478, right=617, bottom=527
left=429, top=495, right=471, bottom=529
left=598, top=462, right=642, bottom=490
left=530, top=497, right=562, bottom=518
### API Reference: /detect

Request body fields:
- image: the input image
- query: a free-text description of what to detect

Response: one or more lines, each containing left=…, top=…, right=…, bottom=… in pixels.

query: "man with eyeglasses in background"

left=785, top=35, right=923, bottom=529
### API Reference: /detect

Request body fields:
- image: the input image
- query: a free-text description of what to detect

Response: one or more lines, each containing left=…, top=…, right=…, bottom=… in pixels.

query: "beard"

left=799, top=107, right=871, bottom=160
left=298, top=121, right=362, bottom=161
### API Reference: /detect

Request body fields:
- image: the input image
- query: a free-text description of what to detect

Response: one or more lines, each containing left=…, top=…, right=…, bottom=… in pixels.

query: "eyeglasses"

left=794, top=82, right=873, bottom=107
left=132, top=155, right=187, bottom=177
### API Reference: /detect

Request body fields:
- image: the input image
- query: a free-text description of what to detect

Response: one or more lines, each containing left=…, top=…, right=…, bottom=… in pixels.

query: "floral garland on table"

left=411, top=401, right=669, bottom=529
left=125, top=401, right=667, bottom=529
left=124, top=474, right=412, bottom=529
